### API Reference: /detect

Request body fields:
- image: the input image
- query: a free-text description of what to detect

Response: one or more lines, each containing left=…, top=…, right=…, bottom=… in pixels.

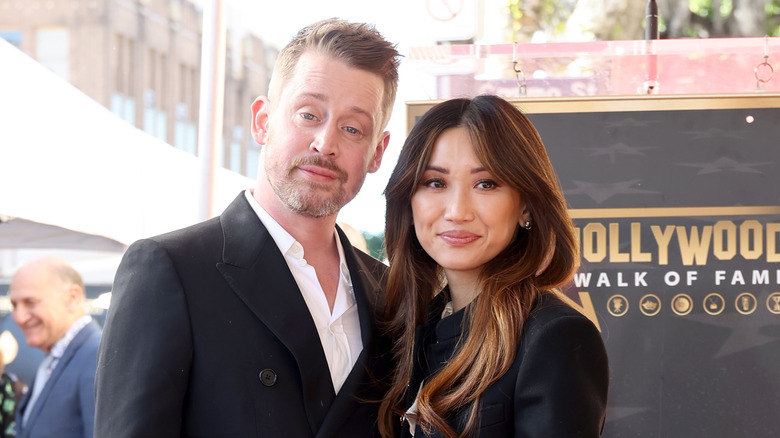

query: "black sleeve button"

left=259, top=368, right=277, bottom=386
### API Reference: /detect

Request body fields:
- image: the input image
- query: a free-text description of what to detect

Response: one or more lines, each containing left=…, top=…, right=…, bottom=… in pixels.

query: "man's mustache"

left=290, top=156, right=348, bottom=183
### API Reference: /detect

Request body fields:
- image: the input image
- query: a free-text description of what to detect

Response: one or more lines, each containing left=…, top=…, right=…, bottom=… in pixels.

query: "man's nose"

left=11, top=306, right=28, bottom=326
left=310, top=123, right=340, bottom=156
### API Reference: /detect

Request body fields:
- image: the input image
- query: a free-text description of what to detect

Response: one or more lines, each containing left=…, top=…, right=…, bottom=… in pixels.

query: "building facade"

left=0, top=0, right=274, bottom=178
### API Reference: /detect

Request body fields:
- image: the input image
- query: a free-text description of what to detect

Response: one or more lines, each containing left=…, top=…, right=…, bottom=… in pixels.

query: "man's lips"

left=298, top=164, right=340, bottom=181
left=438, top=230, right=480, bottom=245
left=21, top=324, right=40, bottom=335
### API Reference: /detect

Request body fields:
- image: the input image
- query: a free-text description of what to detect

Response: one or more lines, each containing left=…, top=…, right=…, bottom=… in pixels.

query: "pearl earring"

left=523, top=220, right=532, bottom=230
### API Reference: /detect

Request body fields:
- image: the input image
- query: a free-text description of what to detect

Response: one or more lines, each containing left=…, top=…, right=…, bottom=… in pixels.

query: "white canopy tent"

left=0, top=38, right=254, bottom=282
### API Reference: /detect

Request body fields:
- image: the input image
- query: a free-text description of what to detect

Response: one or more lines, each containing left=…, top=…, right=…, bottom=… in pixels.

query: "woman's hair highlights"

left=379, top=95, right=579, bottom=437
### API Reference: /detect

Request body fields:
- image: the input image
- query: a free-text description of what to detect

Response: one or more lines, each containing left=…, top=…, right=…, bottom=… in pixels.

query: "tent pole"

left=196, top=0, right=227, bottom=220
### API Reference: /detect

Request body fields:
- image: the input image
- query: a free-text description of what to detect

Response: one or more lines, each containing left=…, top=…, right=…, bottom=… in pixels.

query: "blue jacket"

left=15, top=320, right=101, bottom=438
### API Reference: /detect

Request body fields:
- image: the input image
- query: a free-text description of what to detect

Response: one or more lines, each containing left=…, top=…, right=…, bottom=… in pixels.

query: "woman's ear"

left=519, top=207, right=532, bottom=230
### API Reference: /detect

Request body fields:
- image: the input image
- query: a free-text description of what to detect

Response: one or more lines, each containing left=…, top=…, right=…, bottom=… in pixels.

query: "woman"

left=379, top=95, right=609, bottom=437
left=0, top=349, right=26, bottom=437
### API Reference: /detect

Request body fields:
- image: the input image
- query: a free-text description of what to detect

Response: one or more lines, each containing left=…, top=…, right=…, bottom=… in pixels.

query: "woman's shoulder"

left=529, top=291, right=587, bottom=319
left=522, top=291, right=602, bottom=342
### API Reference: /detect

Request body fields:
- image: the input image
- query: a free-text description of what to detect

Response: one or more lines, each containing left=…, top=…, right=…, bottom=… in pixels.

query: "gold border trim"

left=406, top=93, right=780, bottom=133
left=569, top=206, right=780, bottom=219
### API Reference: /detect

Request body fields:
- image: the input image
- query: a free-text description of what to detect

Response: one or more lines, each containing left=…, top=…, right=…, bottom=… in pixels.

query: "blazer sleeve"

left=94, top=239, right=193, bottom=438
left=513, top=311, right=609, bottom=437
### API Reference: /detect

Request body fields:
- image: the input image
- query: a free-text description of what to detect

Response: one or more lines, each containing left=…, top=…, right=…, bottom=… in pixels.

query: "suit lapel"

left=16, top=374, right=32, bottom=436
left=215, top=194, right=335, bottom=434
left=316, top=228, right=387, bottom=437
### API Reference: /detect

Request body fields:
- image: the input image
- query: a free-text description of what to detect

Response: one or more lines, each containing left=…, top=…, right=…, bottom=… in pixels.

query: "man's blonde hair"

left=269, top=18, right=401, bottom=131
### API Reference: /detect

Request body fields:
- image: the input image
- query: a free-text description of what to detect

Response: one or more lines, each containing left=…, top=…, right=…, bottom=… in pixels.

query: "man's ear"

left=250, top=96, right=271, bottom=145
left=367, top=131, right=390, bottom=173
left=63, top=284, right=83, bottom=312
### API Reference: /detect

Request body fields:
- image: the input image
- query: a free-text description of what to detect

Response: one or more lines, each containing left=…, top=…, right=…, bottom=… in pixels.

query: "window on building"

left=0, top=30, right=22, bottom=49
left=36, top=28, right=69, bottom=81
left=229, top=126, right=243, bottom=173
left=111, top=34, right=135, bottom=125
left=144, top=49, right=167, bottom=141
left=174, top=63, right=197, bottom=155
left=246, top=142, right=260, bottom=179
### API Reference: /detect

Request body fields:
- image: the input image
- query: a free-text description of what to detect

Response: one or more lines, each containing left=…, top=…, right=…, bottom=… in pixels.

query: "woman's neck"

left=445, top=271, right=481, bottom=312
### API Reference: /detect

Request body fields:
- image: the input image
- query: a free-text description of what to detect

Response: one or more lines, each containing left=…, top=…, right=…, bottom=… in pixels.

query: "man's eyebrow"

left=297, top=92, right=375, bottom=121
left=298, top=92, right=327, bottom=102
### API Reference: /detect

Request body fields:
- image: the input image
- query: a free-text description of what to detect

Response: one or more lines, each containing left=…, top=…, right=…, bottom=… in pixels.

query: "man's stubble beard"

left=267, top=156, right=364, bottom=218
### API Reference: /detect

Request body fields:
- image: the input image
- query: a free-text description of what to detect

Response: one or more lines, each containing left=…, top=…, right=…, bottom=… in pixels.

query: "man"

left=94, top=19, right=400, bottom=437
left=9, top=256, right=101, bottom=438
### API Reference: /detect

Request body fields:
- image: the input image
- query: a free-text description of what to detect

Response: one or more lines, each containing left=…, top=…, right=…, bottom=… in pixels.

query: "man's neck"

left=251, top=186, right=338, bottom=251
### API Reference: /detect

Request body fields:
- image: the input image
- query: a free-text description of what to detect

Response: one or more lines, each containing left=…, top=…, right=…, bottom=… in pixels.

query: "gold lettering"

left=740, top=220, right=763, bottom=260
left=677, top=226, right=712, bottom=266
left=713, top=220, right=737, bottom=261
left=609, top=223, right=629, bottom=262
left=578, top=220, right=779, bottom=266
left=651, top=225, right=675, bottom=266
left=631, top=222, right=652, bottom=262
left=582, top=223, right=607, bottom=263
left=769, top=223, right=780, bottom=262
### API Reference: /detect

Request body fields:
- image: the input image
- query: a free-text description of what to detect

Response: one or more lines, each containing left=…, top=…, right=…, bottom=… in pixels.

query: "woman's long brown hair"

left=379, top=95, right=579, bottom=437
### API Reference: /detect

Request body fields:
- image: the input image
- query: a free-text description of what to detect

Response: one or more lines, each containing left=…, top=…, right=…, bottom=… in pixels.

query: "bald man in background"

left=9, top=256, right=101, bottom=438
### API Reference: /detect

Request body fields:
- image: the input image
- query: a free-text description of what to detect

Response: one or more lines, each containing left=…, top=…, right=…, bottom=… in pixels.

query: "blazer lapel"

left=16, top=373, right=32, bottom=436
left=316, top=228, right=388, bottom=438
left=215, top=194, right=335, bottom=434
left=19, top=321, right=99, bottom=430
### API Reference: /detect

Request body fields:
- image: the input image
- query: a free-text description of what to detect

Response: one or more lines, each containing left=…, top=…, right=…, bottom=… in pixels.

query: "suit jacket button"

left=259, top=369, right=277, bottom=386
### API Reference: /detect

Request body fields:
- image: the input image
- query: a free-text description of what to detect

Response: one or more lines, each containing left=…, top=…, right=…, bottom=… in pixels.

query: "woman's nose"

left=444, top=187, right=474, bottom=222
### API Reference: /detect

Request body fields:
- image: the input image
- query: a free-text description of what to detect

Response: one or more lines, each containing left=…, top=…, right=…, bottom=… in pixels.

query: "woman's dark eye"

left=477, top=180, right=498, bottom=189
left=422, top=178, right=445, bottom=189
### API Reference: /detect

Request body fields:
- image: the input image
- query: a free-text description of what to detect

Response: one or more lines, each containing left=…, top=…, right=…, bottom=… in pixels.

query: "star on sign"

left=678, top=157, right=774, bottom=175
left=605, top=406, right=650, bottom=423
left=566, top=179, right=660, bottom=204
left=603, top=117, right=660, bottom=129
left=682, top=127, right=746, bottom=140
left=580, top=142, right=656, bottom=163
left=685, top=312, right=780, bottom=358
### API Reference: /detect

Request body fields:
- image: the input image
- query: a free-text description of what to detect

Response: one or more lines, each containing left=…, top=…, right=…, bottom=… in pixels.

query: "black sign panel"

left=408, top=94, right=780, bottom=437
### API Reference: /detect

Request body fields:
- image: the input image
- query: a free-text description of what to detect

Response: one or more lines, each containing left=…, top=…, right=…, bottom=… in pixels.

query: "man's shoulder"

left=348, top=246, right=388, bottom=280
left=145, top=192, right=252, bottom=245
left=150, top=216, right=222, bottom=244
left=68, top=321, right=102, bottom=357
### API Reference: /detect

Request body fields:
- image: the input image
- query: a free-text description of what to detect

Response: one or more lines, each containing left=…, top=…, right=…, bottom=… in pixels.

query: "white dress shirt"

left=244, top=190, right=363, bottom=393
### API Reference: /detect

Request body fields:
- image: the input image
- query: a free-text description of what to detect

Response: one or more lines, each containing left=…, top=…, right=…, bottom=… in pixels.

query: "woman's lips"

left=438, top=230, right=480, bottom=245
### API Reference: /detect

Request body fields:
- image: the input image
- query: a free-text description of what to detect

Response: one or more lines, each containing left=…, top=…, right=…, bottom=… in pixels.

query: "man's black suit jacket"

left=95, top=193, right=391, bottom=438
